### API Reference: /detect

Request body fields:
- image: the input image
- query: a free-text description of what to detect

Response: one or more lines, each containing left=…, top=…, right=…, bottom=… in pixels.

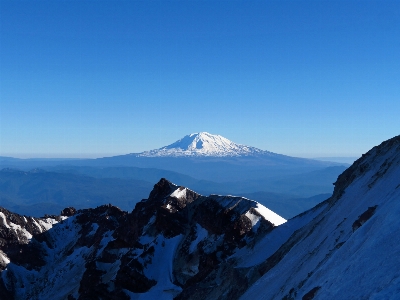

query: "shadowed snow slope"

left=238, top=135, right=400, bottom=300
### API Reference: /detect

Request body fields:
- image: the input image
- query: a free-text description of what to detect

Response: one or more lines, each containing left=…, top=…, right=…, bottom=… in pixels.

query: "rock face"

left=0, top=135, right=400, bottom=299
left=0, top=178, right=284, bottom=299
left=0, top=209, right=64, bottom=298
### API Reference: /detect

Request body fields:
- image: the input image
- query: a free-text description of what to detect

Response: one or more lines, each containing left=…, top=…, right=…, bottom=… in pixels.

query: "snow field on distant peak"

left=139, top=132, right=265, bottom=157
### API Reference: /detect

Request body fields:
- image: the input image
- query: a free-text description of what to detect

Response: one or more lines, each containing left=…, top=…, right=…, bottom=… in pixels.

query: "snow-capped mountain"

left=0, top=132, right=345, bottom=187
left=0, top=134, right=399, bottom=299
left=138, top=132, right=268, bottom=157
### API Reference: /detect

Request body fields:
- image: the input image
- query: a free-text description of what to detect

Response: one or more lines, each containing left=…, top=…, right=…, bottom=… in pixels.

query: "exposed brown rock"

left=61, top=207, right=77, bottom=217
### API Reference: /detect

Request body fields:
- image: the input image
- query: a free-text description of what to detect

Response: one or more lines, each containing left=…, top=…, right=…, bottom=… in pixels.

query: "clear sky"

left=1, top=1, right=399, bottom=158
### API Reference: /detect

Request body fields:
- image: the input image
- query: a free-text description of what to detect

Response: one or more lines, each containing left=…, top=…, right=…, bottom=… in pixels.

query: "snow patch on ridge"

left=209, top=194, right=286, bottom=227
left=4, top=216, right=89, bottom=299
left=170, top=187, right=187, bottom=199
left=245, top=211, right=261, bottom=227
left=234, top=202, right=328, bottom=268
left=254, top=203, right=286, bottom=226
left=0, top=212, right=10, bottom=228
left=0, top=250, right=10, bottom=265
left=38, top=218, right=59, bottom=231
left=126, top=235, right=183, bottom=299
left=9, top=222, right=32, bottom=241
left=189, top=224, right=208, bottom=254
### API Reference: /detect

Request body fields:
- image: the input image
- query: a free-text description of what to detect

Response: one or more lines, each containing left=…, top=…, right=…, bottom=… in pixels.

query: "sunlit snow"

left=139, top=132, right=266, bottom=157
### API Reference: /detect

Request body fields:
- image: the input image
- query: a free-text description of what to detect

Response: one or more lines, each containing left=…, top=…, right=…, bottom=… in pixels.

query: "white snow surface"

left=0, top=250, right=10, bottom=265
left=138, top=132, right=267, bottom=157
left=254, top=203, right=286, bottom=226
left=240, top=137, right=400, bottom=300
left=209, top=195, right=286, bottom=228
left=233, top=202, right=327, bottom=268
left=245, top=211, right=261, bottom=227
left=2, top=216, right=85, bottom=299
left=0, top=212, right=59, bottom=243
left=38, top=218, right=59, bottom=231
left=170, top=187, right=187, bottom=199
left=126, top=235, right=183, bottom=300
left=0, top=212, right=10, bottom=229
left=9, top=222, right=32, bottom=241
left=0, top=214, right=115, bottom=300
left=189, top=223, right=208, bottom=254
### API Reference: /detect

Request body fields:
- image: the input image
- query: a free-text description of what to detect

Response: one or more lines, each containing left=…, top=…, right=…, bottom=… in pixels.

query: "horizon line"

left=0, top=153, right=361, bottom=160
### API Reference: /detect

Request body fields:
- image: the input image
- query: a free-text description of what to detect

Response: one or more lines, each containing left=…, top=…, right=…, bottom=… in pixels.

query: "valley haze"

left=0, top=133, right=348, bottom=219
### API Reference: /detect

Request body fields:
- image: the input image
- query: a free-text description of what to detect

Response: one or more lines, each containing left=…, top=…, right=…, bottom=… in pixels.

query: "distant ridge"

left=0, top=132, right=346, bottom=184
left=138, top=132, right=269, bottom=157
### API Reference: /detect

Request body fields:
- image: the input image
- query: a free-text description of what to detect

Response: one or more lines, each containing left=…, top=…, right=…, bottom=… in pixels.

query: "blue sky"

left=1, top=1, right=399, bottom=158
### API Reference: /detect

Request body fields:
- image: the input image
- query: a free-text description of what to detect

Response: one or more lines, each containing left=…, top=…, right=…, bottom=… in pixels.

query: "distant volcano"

left=138, top=132, right=268, bottom=157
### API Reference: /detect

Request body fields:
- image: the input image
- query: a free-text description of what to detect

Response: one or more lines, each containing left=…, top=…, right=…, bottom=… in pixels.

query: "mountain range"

left=0, top=133, right=349, bottom=219
left=90, top=132, right=346, bottom=182
left=0, top=132, right=346, bottom=181
left=0, top=134, right=399, bottom=299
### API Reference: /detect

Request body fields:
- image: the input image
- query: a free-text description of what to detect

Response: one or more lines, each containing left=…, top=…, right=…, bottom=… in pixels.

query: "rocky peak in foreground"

left=0, top=178, right=284, bottom=299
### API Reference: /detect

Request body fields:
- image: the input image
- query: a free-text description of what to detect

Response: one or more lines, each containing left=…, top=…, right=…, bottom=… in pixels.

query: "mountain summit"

left=139, top=132, right=267, bottom=157
left=0, top=179, right=285, bottom=299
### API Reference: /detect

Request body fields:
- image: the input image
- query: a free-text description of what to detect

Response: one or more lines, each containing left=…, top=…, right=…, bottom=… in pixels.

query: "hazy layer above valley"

left=0, top=133, right=348, bottom=219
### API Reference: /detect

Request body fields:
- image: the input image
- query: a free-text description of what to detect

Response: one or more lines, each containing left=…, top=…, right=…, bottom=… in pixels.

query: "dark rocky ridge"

left=0, top=178, right=281, bottom=299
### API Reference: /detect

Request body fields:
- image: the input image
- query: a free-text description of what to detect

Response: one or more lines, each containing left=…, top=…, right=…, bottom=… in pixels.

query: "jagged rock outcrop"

left=0, top=208, right=64, bottom=298
left=0, top=178, right=284, bottom=299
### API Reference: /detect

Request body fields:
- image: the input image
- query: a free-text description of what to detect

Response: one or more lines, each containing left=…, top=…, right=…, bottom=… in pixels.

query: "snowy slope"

left=239, top=135, right=400, bottom=299
left=138, top=132, right=268, bottom=157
